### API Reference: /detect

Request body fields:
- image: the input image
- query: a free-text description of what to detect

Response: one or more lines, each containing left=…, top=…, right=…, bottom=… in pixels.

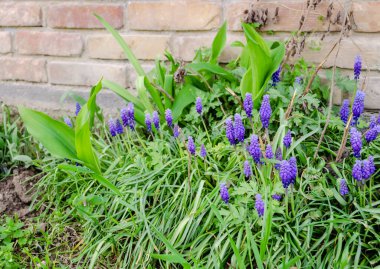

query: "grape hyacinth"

left=350, top=127, right=362, bottom=158
left=152, top=111, right=160, bottom=130
left=243, top=93, right=253, bottom=118
left=369, top=156, right=376, bottom=175
left=362, top=159, right=372, bottom=180
left=75, top=102, right=81, bottom=116
left=339, top=179, right=349, bottom=196
left=165, top=109, right=173, bottom=127
left=225, top=118, right=236, bottom=145
left=275, top=148, right=282, bottom=170
left=283, top=131, right=292, bottom=149
left=247, top=135, right=262, bottom=164
left=196, top=97, right=203, bottom=115
left=354, top=55, right=362, bottom=80
left=272, top=194, right=282, bottom=201
left=243, top=160, right=252, bottom=179
left=352, top=160, right=363, bottom=182
left=295, top=76, right=302, bottom=85
left=220, top=183, right=229, bottom=204
left=265, top=144, right=273, bottom=159
left=369, top=115, right=377, bottom=129
left=115, top=119, right=123, bottom=134
left=187, top=136, right=196, bottom=155
left=340, top=99, right=350, bottom=124
left=200, top=144, right=207, bottom=158
left=259, top=95, right=272, bottom=128
left=272, top=66, right=281, bottom=86
left=145, top=113, right=152, bottom=132
left=64, top=117, right=72, bottom=128
left=108, top=118, right=117, bottom=137
left=173, top=124, right=180, bottom=138
left=121, top=103, right=135, bottom=130
left=255, top=194, right=265, bottom=217
left=279, top=159, right=297, bottom=189
left=365, top=127, right=378, bottom=143
left=120, top=108, right=129, bottom=127
left=352, top=90, right=365, bottom=121
left=234, top=114, right=245, bottom=143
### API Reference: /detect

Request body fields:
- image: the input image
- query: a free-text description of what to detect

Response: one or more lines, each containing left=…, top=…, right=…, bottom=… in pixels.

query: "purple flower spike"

left=152, top=111, right=160, bottom=130
left=272, top=194, right=282, bottom=201
left=108, top=118, right=117, bottom=137
left=165, top=109, right=173, bottom=127
left=272, top=66, right=281, bottom=86
left=350, top=127, right=362, bottom=158
left=243, top=160, right=252, bottom=178
left=173, top=124, right=180, bottom=138
left=64, top=117, right=72, bottom=128
left=339, top=179, right=349, bottom=196
left=247, top=135, right=262, bottom=164
left=279, top=159, right=296, bottom=189
left=354, top=55, right=362, bottom=80
left=220, top=183, right=229, bottom=204
left=289, top=157, right=298, bottom=180
left=200, top=144, right=207, bottom=158
left=362, top=159, right=372, bottom=180
left=127, top=103, right=135, bottom=130
left=283, top=131, right=292, bottom=149
left=295, top=76, right=302, bottom=84
left=75, top=102, right=81, bottom=116
left=145, top=113, right=152, bottom=132
left=275, top=148, right=282, bottom=170
left=352, top=91, right=365, bottom=121
left=340, top=99, right=350, bottom=124
left=225, top=118, right=235, bottom=145
left=259, top=95, right=272, bottom=129
left=115, top=119, right=123, bottom=134
left=120, top=108, right=129, bottom=127
left=243, top=93, right=253, bottom=118
left=368, top=156, right=376, bottom=175
left=365, top=127, right=378, bottom=143
left=265, top=144, right=273, bottom=159
left=255, top=194, right=265, bottom=217
left=352, top=160, right=363, bottom=181
left=187, top=136, right=196, bottom=155
left=234, top=114, right=245, bottom=143
left=369, top=116, right=377, bottom=129
left=196, top=97, right=203, bottom=115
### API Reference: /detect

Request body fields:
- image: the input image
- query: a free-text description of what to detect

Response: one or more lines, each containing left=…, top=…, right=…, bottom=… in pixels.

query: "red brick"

left=48, top=61, right=128, bottom=87
left=15, top=31, right=83, bottom=56
left=227, top=1, right=342, bottom=32
left=353, top=2, right=380, bottom=32
left=0, top=32, right=12, bottom=54
left=47, top=4, right=123, bottom=29
left=0, top=58, right=47, bottom=82
left=0, top=3, right=41, bottom=26
left=127, top=1, right=221, bottom=30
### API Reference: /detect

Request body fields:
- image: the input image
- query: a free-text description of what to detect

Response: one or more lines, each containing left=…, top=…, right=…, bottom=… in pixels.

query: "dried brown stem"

left=336, top=114, right=353, bottom=162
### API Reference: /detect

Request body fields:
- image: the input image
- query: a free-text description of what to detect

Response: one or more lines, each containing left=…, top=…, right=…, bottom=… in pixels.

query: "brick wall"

left=0, top=0, right=379, bottom=114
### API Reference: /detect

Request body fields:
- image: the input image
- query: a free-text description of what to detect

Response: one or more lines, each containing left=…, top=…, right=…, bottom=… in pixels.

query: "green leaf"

left=186, top=63, right=237, bottom=82
left=95, top=14, right=145, bottom=76
left=18, top=107, right=77, bottom=160
left=210, top=21, right=227, bottom=63
left=102, top=80, right=144, bottom=110
left=136, top=76, right=154, bottom=113
left=75, top=80, right=102, bottom=173
left=92, top=173, right=121, bottom=196
left=164, top=74, right=173, bottom=109
left=171, top=84, right=198, bottom=121
left=229, top=235, right=246, bottom=269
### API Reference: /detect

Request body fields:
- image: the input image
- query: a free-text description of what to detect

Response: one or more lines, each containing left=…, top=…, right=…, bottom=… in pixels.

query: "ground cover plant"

left=2, top=15, right=380, bottom=269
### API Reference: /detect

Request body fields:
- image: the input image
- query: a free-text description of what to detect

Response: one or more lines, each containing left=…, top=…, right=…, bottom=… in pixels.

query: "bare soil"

left=0, top=168, right=39, bottom=217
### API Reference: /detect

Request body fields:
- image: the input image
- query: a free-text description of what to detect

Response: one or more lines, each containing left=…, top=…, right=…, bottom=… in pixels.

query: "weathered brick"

left=47, top=4, right=123, bottom=29
left=15, top=31, right=83, bottom=56
left=87, top=34, right=170, bottom=60
left=0, top=3, right=41, bottom=26
left=48, top=62, right=128, bottom=87
left=352, top=2, right=380, bottom=32
left=227, top=1, right=342, bottom=32
left=0, top=58, right=47, bottom=82
left=301, top=34, right=380, bottom=71
left=0, top=32, right=11, bottom=54
left=127, top=1, right=221, bottom=30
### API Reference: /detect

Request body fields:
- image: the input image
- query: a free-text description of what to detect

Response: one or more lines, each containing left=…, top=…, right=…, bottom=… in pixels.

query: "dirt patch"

left=0, top=168, right=39, bottom=217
